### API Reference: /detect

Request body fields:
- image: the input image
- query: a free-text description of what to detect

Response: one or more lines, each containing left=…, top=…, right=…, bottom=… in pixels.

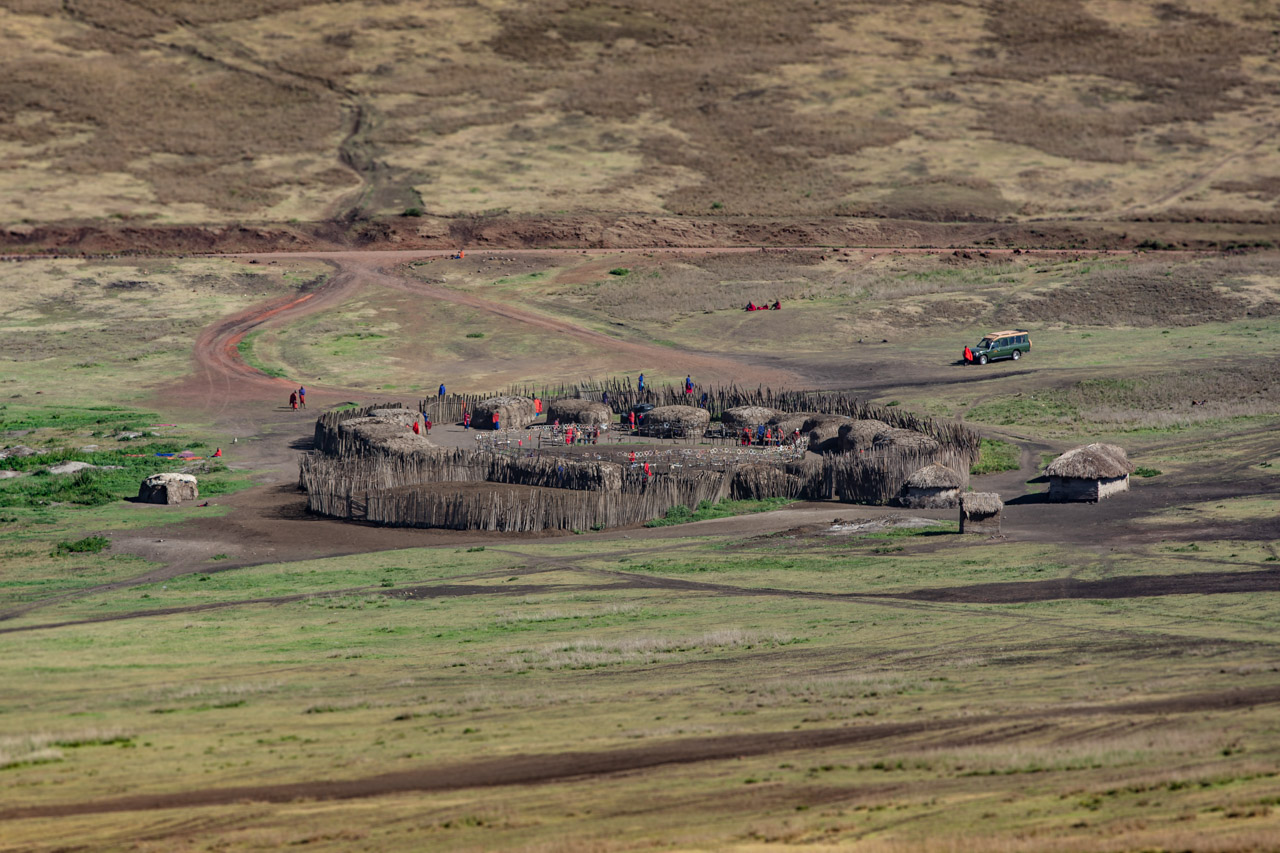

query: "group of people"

left=558, top=423, right=603, bottom=445
left=288, top=386, right=306, bottom=410
left=740, top=424, right=801, bottom=447
left=744, top=301, right=782, bottom=311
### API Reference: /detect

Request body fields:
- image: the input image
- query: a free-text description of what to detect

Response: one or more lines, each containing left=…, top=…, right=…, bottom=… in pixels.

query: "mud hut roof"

left=905, top=464, right=963, bottom=489
left=961, top=492, right=1003, bottom=515
left=722, top=406, right=781, bottom=429
left=1045, top=443, right=1134, bottom=480
left=872, top=428, right=940, bottom=452
left=546, top=398, right=612, bottom=425
left=646, top=405, right=711, bottom=428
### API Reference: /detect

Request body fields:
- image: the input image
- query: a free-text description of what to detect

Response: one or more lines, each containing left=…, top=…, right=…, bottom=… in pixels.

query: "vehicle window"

left=980, top=338, right=993, bottom=348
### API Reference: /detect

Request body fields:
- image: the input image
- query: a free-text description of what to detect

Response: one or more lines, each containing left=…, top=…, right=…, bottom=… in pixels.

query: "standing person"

left=463, top=410, right=472, bottom=429
left=699, top=391, right=708, bottom=409
left=637, top=373, right=645, bottom=393
left=439, top=383, right=446, bottom=399
left=289, top=390, right=297, bottom=411
left=297, top=386, right=306, bottom=408
left=412, top=419, right=421, bottom=435
left=602, top=390, right=609, bottom=407
left=534, top=397, right=543, bottom=416
left=424, top=416, right=432, bottom=435
left=628, top=410, right=636, bottom=431
left=492, top=410, right=500, bottom=431
left=684, top=375, right=693, bottom=396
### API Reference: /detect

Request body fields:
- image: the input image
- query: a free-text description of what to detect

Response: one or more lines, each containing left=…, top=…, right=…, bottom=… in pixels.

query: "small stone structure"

left=960, top=492, right=1002, bottom=534
left=546, top=398, right=612, bottom=425
left=1045, top=443, right=1133, bottom=502
left=472, top=396, right=538, bottom=430
left=138, top=473, right=199, bottom=505
left=898, top=463, right=964, bottom=508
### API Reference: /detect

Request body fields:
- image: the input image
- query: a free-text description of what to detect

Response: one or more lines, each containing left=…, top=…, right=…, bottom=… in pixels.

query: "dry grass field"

left=2, top=0, right=1279, bottom=241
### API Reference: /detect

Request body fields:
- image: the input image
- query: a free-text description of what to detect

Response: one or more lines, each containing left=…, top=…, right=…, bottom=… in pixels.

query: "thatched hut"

left=803, top=414, right=853, bottom=453
left=1045, top=443, right=1134, bottom=502
left=898, top=464, right=963, bottom=509
left=472, top=396, right=538, bottom=430
left=768, top=411, right=820, bottom=435
left=872, top=428, right=940, bottom=454
left=546, top=398, right=612, bottom=425
left=643, top=405, right=710, bottom=435
left=960, top=492, right=1003, bottom=534
left=367, top=408, right=419, bottom=427
left=722, top=406, right=781, bottom=430
left=838, top=419, right=891, bottom=452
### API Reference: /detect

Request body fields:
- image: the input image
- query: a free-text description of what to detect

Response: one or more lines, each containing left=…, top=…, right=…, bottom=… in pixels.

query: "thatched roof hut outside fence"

left=960, top=492, right=1003, bottom=534
left=472, top=396, right=538, bottom=430
left=1046, top=443, right=1134, bottom=502
left=898, top=464, right=964, bottom=508
left=547, top=398, right=612, bottom=425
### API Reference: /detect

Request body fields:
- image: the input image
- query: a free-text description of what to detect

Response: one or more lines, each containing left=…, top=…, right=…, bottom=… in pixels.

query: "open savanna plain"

left=1, top=244, right=1280, bottom=851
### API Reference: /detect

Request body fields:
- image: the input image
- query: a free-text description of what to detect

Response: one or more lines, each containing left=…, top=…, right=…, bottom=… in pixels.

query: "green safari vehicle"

left=965, top=330, right=1031, bottom=365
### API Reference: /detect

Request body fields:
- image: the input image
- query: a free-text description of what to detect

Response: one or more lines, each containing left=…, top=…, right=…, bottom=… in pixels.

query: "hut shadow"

left=289, top=436, right=315, bottom=450
left=1004, top=492, right=1052, bottom=505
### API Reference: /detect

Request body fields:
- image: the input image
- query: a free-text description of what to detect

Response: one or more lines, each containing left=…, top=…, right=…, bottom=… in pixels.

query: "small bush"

left=465, top=332, right=485, bottom=338
left=1133, top=466, right=1162, bottom=478
left=401, top=207, right=422, bottom=217
left=608, top=268, right=630, bottom=277
left=54, top=536, right=109, bottom=556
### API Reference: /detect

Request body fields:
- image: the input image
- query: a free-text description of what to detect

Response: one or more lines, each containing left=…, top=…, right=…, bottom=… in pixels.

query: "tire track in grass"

left=4, top=685, right=1279, bottom=820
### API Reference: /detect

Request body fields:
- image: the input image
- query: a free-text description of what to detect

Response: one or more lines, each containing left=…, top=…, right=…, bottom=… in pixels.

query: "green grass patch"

left=970, top=438, right=1021, bottom=476
left=644, top=497, right=793, bottom=527
left=236, top=332, right=288, bottom=379
left=1133, top=466, right=1163, bottom=478
left=608, top=268, right=630, bottom=277
left=53, top=535, right=110, bottom=556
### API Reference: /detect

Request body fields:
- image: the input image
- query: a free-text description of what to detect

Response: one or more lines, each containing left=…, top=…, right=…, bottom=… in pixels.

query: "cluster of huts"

left=301, top=392, right=1136, bottom=534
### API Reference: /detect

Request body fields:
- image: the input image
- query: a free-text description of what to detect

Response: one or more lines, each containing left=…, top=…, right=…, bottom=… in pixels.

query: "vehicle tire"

left=978, top=354, right=988, bottom=365
left=1011, top=349, right=1021, bottom=361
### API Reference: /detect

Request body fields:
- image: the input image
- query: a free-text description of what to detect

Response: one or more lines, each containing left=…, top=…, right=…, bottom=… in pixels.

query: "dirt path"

left=5, top=684, right=1276, bottom=820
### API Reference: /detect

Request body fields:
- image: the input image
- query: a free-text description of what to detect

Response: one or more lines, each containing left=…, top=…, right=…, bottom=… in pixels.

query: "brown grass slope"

left=2, top=0, right=1279, bottom=239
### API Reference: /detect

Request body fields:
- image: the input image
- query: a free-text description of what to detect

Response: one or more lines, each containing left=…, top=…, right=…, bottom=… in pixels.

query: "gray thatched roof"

left=646, top=405, right=711, bottom=428
left=1045, top=443, right=1133, bottom=480
left=872, top=428, right=940, bottom=452
left=722, top=406, right=781, bottom=429
left=905, top=463, right=963, bottom=489
left=838, top=419, right=891, bottom=451
left=961, top=491, right=1003, bottom=516
left=546, top=398, right=612, bottom=425
left=472, top=396, right=538, bottom=429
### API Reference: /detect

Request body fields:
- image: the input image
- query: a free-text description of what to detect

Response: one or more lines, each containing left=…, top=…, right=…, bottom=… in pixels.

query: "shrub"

left=54, top=536, right=109, bottom=556
left=401, top=207, right=422, bottom=217
left=608, top=268, right=630, bottom=277
left=1133, top=466, right=1162, bottom=478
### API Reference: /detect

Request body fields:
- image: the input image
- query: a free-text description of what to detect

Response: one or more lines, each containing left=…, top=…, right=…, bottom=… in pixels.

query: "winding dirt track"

left=183, top=249, right=808, bottom=410
left=5, top=684, right=1276, bottom=821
